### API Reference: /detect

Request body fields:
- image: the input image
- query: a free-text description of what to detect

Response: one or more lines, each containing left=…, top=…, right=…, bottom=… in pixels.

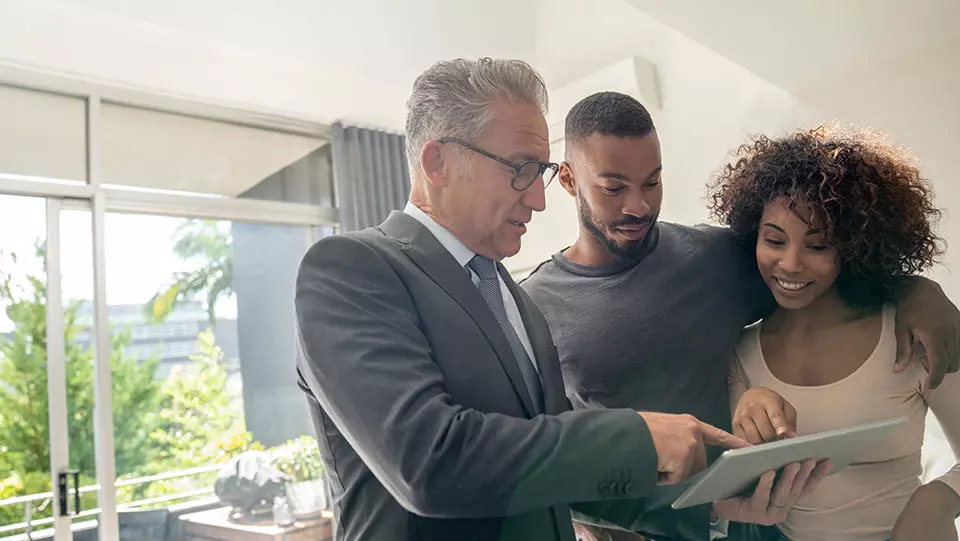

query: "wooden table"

left=179, top=506, right=333, bottom=541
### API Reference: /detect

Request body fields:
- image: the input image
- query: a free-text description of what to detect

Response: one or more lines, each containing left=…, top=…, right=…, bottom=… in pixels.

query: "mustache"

left=611, top=216, right=653, bottom=228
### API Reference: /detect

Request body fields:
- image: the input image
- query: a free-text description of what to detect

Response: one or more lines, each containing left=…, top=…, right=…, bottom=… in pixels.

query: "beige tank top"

left=729, top=304, right=960, bottom=541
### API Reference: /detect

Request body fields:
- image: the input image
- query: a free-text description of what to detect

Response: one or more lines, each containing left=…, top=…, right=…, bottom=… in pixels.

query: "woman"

left=708, top=124, right=960, bottom=541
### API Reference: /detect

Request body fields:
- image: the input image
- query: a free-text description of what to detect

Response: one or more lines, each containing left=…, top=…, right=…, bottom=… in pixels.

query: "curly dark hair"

left=708, top=124, right=944, bottom=310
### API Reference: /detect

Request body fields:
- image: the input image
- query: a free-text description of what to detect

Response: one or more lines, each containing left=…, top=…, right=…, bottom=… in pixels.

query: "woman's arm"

left=919, top=371, right=960, bottom=508
left=891, top=372, right=960, bottom=540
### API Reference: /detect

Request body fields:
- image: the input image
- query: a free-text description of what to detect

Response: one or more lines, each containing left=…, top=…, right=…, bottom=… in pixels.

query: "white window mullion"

left=45, top=198, right=74, bottom=541
left=88, top=95, right=120, bottom=541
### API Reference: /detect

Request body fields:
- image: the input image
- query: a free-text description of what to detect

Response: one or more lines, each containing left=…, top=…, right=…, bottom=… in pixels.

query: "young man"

left=520, top=91, right=960, bottom=541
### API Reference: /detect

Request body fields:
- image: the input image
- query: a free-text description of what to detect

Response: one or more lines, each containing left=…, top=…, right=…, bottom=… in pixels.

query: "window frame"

left=0, top=64, right=339, bottom=541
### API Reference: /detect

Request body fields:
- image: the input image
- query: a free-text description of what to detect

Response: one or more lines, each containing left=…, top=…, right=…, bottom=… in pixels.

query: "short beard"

left=578, top=192, right=653, bottom=263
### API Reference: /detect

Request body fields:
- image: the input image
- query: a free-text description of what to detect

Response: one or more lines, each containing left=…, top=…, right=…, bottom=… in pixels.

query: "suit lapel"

left=379, top=212, right=537, bottom=417
left=500, top=267, right=567, bottom=415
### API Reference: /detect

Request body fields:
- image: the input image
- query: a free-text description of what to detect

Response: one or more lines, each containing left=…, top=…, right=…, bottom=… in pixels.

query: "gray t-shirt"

left=520, top=221, right=769, bottom=433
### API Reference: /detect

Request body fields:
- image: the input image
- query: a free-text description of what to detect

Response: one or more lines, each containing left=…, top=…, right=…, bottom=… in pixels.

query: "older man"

left=294, top=59, right=825, bottom=541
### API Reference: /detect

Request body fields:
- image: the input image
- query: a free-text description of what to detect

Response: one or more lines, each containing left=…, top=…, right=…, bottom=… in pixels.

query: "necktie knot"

left=468, top=254, right=498, bottom=280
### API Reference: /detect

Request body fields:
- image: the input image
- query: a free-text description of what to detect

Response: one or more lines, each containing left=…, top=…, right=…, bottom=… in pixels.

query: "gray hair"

left=405, top=58, right=548, bottom=173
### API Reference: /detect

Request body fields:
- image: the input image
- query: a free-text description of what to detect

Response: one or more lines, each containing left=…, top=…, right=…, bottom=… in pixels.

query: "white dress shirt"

left=403, top=202, right=539, bottom=373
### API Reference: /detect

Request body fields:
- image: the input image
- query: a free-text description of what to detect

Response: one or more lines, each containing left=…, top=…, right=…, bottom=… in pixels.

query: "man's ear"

left=419, top=140, right=450, bottom=188
left=558, top=161, right=577, bottom=198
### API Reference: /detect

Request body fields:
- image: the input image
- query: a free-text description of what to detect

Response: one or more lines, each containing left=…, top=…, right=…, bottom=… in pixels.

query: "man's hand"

left=637, top=412, right=749, bottom=485
left=713, top=459, right=831, bottom=525
left=733, top=387, right=797, bottom=444
left=894, top=277, right=960, bottom=389
left=891, top=481, right=960, bottom=541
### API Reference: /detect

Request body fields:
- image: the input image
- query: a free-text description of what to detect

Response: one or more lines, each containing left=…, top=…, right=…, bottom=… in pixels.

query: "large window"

left=0, top=197, right=100, bottom=539
left=0, top=78, right=335, bottom=541
left=0, top=209, right=322, bottom=540
left=98, top=213, right=314, bottom=519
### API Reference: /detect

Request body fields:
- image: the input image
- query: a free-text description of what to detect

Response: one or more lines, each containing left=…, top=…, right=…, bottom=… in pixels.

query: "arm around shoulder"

left=893, top=276, right=960, bottom=388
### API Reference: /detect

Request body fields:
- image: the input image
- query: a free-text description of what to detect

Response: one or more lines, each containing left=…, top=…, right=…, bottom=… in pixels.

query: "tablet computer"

left=671, top=416, right=908, bottom=509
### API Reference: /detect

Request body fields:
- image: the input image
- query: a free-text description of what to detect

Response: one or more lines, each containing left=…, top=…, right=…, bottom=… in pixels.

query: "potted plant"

left=268, top=436, right=327, bottom=518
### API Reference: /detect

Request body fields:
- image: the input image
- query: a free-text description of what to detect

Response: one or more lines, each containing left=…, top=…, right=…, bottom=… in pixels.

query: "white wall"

left=619, top=0, right=960, bottom=95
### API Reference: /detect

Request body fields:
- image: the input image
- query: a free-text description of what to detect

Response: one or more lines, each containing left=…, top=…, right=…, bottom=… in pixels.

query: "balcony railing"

left=0, top=465, right=221, bottom=538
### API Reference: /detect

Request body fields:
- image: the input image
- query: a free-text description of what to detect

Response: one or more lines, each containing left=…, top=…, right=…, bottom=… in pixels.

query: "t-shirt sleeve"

left=729, top=233, right=776, bottom=324
left=728, top=351, right=750, bottom=417
left=921, top=371, right=960, bottom=499
left=701, top=224, right=773, bottom=325
left=746, top=273, right=777, bottom=324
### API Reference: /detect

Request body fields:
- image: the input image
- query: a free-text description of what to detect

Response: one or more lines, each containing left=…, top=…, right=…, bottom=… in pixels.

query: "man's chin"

left=494, top=240, right=522, bottom=261
left=606, top=238, right=648, bottom=260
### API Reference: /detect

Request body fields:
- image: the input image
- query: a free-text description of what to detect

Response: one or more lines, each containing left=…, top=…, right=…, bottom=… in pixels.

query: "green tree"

left=0, top=245, right=163, bottom=479
left=149, top=329, right=249, bottom=469
left=0, top=239, right=257, bottom=530
left=145, top=219, right=233, bottom=325
left=134, top=329, right=260, bottom=501
left=0, top=245, right=162, bottom=526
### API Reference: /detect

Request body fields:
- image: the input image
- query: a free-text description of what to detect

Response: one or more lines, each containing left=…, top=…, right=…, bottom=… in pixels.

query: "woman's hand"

left=733, top=387, right=797, bottom=444
left=891, top=481, right=960, bottom=541
left=713, top=459, right=831, bottom=526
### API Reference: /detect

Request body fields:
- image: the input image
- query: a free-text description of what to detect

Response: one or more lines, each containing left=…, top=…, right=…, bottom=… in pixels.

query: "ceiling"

left=15, top=0, right=960, bottom=115
left=621, top=0, right=960, bottom=93
left=51, top=0, right=537, bottom=91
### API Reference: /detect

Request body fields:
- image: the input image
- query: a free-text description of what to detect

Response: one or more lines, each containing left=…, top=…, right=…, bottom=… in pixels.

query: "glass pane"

left=60, top=208, right=101, bottom=536
left=0, top=196, right=98, bottom=539
left=0, top=195, right=50, bottom=539
left=101, top=103, right=334, bottom=205
left=0, top=85, right=87, bottom=183
left=103, top=213, right=326, bottom=538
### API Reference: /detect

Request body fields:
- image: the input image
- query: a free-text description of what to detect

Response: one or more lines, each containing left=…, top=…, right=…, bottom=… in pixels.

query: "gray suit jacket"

left=294, top=212, right=709, bottom=541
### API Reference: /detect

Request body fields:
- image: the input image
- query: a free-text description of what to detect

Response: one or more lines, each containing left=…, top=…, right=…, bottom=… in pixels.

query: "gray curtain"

left=331, top=122, right=410, bottom=232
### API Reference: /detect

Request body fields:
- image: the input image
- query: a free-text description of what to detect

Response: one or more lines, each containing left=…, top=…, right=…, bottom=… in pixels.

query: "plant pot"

left=286, top=479, right=327, bottom=519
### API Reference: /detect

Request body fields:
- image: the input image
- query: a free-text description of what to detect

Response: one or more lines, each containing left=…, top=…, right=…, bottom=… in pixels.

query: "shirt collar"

left=403, top=202, right=475, bottom=268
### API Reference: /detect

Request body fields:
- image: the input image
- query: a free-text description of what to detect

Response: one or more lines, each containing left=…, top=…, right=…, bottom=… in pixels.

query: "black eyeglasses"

left=439, top=137, right=559, bottom=191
